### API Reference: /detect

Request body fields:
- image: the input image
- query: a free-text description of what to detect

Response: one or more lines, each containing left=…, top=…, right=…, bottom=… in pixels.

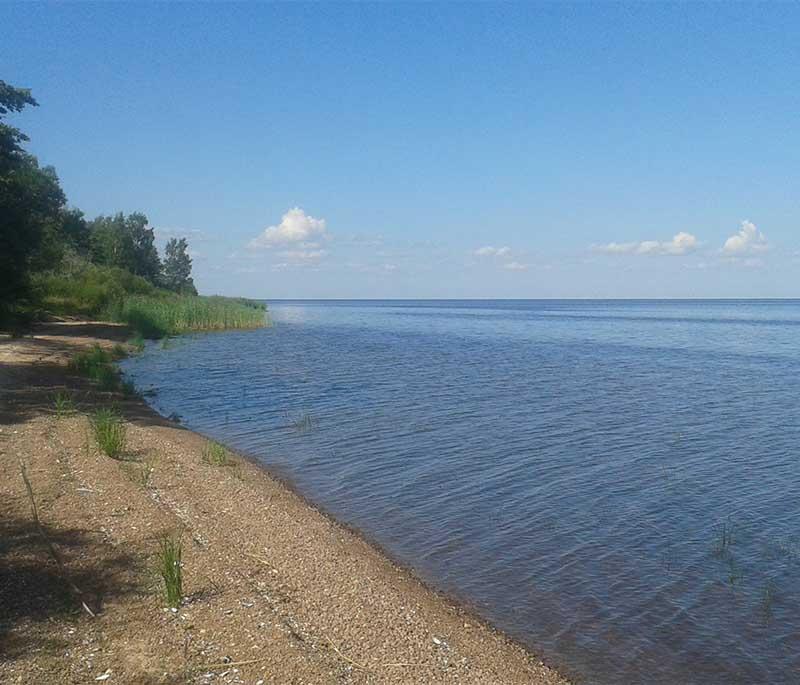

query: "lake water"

left=121, top=300, right=800, bottom=684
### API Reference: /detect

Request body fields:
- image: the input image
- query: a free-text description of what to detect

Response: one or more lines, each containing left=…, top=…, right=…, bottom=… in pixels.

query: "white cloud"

left=249, top=207, right=328, bottom=248
left=722, top=220, right=768, bottom=255
left=474, top=246, right=511, bottom=257
left=503, top=261, right=529, bottom=271
left=594, top=232, right=698, bottom=256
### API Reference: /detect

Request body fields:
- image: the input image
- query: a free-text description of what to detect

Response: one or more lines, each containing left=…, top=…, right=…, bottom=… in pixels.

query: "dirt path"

left=0, top=320, right=569, bottom=684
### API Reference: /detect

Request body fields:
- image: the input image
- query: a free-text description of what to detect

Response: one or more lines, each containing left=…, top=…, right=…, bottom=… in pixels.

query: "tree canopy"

left=0, top=79, right=199, bottom=325
left=162, top=237, right=197, bottom=295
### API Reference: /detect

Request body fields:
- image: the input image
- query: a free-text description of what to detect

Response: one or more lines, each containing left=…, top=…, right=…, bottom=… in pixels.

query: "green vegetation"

left=0, top=79, right=267, bottom=336
left=129, top=333, right=146, bottom=353
left=110, top=293, right=266, bottom=338
left=291, top=412, right=314, bottom=432
left=52, top=390, right=74, bottom=418
left=202, top=440, right=230, bottom=466
left=156, top=534, right=183, bottom=608
left=90, top=408, right=127, bottom=459
left=68, top=344, right=126, bottom=391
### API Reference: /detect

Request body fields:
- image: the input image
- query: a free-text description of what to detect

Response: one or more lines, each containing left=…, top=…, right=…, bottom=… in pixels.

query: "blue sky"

left=3, top=2, right=799, bottom=298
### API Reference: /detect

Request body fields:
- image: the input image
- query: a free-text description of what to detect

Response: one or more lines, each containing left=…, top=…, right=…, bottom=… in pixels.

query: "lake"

left=121, top=299, right=800, bottom=684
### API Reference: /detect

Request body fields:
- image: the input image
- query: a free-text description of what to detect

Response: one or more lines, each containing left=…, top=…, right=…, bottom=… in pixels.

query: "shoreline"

left=0, top=319, right=570, bottom=684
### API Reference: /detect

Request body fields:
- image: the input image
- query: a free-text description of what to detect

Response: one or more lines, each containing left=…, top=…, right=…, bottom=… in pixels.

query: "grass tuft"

left=52, top=390, right=74, bottom=418
left=69, top=344, right=122, bottom=391
left=156, top=534, right=183, bottom=609
left=128, top=333, right=146, bottom=353
left=90, top=408, right=127, bottom=458
left=291, top=412, right=314, bottom=432
left=202, top=441, right=229, bottom=466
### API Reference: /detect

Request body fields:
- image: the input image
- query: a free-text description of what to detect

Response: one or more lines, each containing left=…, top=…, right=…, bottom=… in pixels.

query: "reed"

left=108, top=294, right=267, bottom=339
left=128, top=333, right=146, bottom=353
left=52, top=390, right=74, bottom=418
left=90, top=408, right=127, bottom=458
left=156, top=534, right=183, bottom=609
left=291, top=412, right=314, bottom=432
left=202, top=441, right=229, bottom=467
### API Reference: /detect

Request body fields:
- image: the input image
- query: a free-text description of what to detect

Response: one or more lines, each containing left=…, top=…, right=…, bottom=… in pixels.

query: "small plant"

left=121, top=378, right=137, bottom=397
left=69, top=344, right=111, bottom=376
left=110, top=343, right=128, bottom=360
left=156, top=534, right=183, bottom=608
left=52, top=390, right=74, bottom=418
left=712, top=518, right=736, bottom=557
left=96, top=364, right=121, bottom=392
left=91, top=408, right=127, bottom=458
left=128, top=333, right=146, bottom=353
left=69, top=344, right=121, bottom=391
left=202, top=441, right=229, bottom=466
left=290, top=412, right=313, bottom=432
left=126, top=454, right=156, bottom=488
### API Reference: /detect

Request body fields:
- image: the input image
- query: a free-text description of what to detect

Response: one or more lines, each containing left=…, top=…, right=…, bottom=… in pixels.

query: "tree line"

left=0, top=79, right=197, bottom=325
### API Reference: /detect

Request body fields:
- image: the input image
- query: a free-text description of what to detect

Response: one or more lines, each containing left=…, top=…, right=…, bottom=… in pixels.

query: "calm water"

left=121, top=300, right=800, bottom=684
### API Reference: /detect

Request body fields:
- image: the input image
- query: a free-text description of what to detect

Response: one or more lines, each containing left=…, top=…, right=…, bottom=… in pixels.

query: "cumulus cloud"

left=503, top=261, right=529, bottom=271
left=249, top=207, right=328, bottom=248
left=594, top=232, right=698, bottom=256
left=722, top=220, right=768, bottom=255
left=474, top=246, right=511, bottom=257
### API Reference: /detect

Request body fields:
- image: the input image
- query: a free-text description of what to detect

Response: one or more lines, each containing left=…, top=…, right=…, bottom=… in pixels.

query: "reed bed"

left=109, top=294, right=267, bottom=338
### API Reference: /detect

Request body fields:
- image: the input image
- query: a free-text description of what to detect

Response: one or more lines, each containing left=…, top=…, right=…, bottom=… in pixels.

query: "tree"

left=162, top=237, right=197, bottom=294
left=89, top=212, right=162, bottom=285
left=0, top=81, right=68, bottom=316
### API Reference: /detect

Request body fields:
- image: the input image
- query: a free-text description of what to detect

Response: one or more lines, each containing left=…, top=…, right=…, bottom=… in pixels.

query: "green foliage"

left=202, top=441, right=229, bottom=466
left=90, top=408, right=127, bottom=458
left=89, top=212, right=162, bottom=284
left=109, top=293, right=267, bottom=338
left=0, top=80, right=38, bottom=160
left=156, top=534, right=183, bottom=608
left=0, top=81, right=70, bottom=325
left=52, top=390, right=74, bottom=418
left=128, top=333, right=146, bottom=353
left=34, top=260, right=156, bottom=316
left=68, top=344, right=122, bottom=391
left=0, top=79, right=260, bottom=334
left=162, top=237, right=197, bottom=294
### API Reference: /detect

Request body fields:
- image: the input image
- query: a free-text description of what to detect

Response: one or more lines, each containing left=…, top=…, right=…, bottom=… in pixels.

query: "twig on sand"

left=203, top=657, right=271, bottom=669
left=19, top=460, right=97, bottom=617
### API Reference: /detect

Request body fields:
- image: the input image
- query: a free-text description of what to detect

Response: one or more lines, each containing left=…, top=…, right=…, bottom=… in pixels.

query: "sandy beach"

left=0, top=320, right=569, bottom=684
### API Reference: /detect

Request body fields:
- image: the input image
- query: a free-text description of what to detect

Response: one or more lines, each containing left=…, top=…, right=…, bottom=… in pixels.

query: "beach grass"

left=203, top=440, right=229, bottom=466
left=156, top=534, right=183, bottom=609
left=91, top=408, right=127, bottom=458
left=52, top=390, right=74, bottom=418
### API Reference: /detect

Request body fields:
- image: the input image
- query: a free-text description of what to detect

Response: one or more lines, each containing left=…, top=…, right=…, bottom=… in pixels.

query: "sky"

left=2, top=2, right=799, bottom=299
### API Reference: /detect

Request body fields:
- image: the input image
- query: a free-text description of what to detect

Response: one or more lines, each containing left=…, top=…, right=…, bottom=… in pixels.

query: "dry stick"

left=203, top=657, right=271, bottom=669
left=18, top=460, right=96, bottom=617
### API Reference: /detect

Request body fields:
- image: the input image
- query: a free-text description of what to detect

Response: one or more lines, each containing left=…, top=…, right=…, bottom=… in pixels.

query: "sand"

left=0, top=319, right=569, bottom=684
